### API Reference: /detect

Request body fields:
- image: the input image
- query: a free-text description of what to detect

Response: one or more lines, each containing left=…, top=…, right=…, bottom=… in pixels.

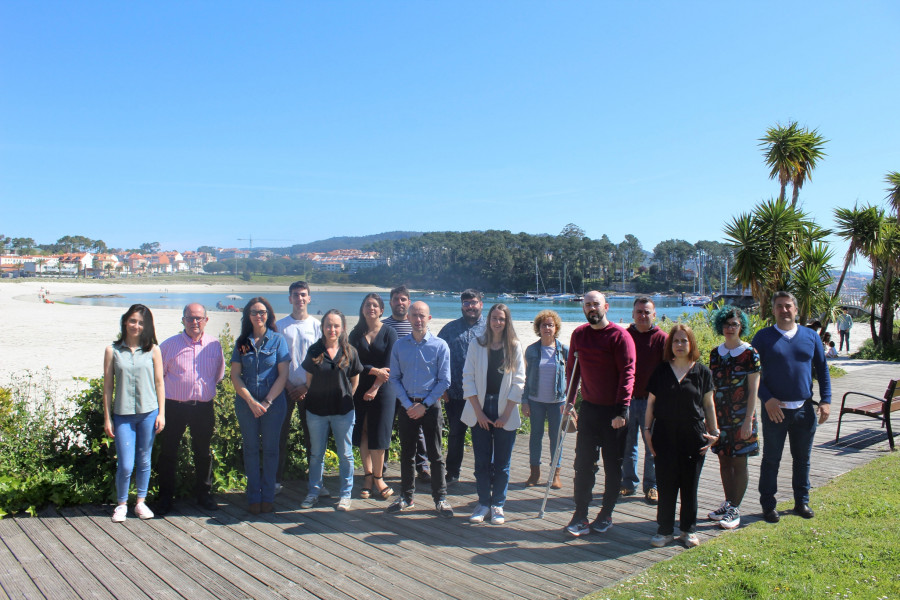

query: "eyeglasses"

left=723, top=322, right=741, bottom=330
left=462, top=301, right=480, bottom=307
left=250, top=310, right=268, bottom=317
left=184, top=316, right=207, bottom=323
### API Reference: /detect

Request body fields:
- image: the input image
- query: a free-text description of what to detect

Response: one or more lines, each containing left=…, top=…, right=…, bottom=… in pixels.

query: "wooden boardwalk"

left=1, top=363, right=898, bottom=600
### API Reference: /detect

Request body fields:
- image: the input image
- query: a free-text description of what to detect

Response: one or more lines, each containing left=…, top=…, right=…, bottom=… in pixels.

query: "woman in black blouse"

left=645, top=323, right=719, bottom=549
left=301, top=309, right=363, bottom=511
left=349, top=293, right=397, bottom=500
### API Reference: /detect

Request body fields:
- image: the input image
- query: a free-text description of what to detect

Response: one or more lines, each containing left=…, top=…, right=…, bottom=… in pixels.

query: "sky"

left=2, top=2, right=898, bottom=269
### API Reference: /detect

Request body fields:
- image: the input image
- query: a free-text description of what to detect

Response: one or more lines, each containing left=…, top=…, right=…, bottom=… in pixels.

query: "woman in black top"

left=645, top=324, right=719, bottom=549
left=349, top=293, right=397, bottom=500
left=301, top=309, right=363, bottom=511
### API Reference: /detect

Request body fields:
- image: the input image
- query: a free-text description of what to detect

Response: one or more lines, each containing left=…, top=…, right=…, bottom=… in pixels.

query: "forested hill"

left=287, top=231, right=422, bottom=253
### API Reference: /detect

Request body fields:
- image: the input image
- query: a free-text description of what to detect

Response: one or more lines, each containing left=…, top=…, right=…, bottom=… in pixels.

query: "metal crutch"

left=539, top=351, right=579, bottom=518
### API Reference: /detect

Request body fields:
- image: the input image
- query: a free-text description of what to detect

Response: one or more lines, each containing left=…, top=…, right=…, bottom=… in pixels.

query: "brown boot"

left=551, top=468, right=562, bottom=490
left=525, top=465, right=541, bottom=486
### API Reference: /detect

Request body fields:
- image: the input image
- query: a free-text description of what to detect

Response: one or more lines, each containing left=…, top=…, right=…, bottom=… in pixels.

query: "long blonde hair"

left=477, top=303, right=518, bottom=373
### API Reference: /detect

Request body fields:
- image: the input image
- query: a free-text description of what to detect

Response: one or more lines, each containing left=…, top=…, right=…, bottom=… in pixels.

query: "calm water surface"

left=65, top=290, right=703, bottom=323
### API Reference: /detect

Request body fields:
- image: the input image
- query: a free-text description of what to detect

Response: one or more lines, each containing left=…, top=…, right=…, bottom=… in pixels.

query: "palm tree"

left=886, top=171, right=900, bottom=217
left=759, top=121, right=827, bottom=207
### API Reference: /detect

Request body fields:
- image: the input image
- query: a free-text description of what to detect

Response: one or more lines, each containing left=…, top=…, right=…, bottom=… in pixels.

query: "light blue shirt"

left=389, top=331, right=451, bottom=409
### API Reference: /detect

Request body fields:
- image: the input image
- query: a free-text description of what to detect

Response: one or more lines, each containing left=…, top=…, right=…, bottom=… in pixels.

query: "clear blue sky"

left=2, top=2, right=898, bottom=267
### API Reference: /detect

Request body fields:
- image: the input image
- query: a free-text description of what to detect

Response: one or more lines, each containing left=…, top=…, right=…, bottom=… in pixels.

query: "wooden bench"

left=835, top=379, right=899, bottom=450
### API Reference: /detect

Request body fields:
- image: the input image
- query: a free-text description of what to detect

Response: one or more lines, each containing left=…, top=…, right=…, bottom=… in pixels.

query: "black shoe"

left=763, top=509, right=780, bottom=523
left=197, top=494, right=219, bottom=511
left=417, top=470, right=431, bottom=484
left=157, top=497, right=173, bottom=516
left=445, top=474, right=459, bottom=485
left=794, top=504, right=814, bottom=519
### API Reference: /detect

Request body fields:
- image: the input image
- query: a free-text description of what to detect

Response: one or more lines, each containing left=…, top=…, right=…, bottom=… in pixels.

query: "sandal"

left=374, top=475, right=394, bottom=499
left=359, top=472, right=373, bottom=499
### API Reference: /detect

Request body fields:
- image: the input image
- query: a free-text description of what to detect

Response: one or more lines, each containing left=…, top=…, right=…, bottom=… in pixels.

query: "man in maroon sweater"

left=621, top=297, right=667, bottom=505
left=565, top=291, right=636, bottom=537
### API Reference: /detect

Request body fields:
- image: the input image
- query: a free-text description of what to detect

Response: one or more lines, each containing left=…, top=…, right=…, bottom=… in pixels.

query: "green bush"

left=853, top=339, right=900, bottom=362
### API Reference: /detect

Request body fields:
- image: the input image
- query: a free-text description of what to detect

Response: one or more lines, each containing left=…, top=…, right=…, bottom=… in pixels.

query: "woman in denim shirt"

left=230, top=297, right=290, bottom=515
left=521, top=310, right=568, bottom=489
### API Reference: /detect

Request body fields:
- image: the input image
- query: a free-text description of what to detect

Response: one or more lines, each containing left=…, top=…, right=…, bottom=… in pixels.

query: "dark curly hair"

left=712, top=305, right=750, bottom=337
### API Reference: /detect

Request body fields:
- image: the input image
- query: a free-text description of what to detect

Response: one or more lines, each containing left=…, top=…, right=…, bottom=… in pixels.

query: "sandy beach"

left=1, top=279, right=867, bottom=401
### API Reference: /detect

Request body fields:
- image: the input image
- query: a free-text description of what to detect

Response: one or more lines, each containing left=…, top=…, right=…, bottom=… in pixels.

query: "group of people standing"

left=103, top=283, right=831, bottom=550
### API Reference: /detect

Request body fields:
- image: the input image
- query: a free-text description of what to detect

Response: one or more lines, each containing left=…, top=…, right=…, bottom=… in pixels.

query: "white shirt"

left=276, top=314, right=321, bottom=386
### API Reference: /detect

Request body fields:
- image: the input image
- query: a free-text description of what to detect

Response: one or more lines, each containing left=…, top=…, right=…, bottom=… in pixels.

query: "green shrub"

left=853, top=339, right=900, bottom=362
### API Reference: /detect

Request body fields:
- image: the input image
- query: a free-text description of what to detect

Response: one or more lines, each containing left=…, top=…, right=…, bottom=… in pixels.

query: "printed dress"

left=709, top=343, right=760, bottom=457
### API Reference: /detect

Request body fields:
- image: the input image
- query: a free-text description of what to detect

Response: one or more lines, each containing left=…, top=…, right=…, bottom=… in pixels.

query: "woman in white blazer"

left=461, top=303, right=526, bottom=525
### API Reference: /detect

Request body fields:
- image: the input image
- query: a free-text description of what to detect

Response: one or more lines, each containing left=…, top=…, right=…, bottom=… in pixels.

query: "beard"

left=586, top=312, right=602, bottom=325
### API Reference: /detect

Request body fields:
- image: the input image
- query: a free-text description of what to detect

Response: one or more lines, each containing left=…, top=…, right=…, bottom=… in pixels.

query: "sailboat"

left=552, top=264, right=577, bottom=301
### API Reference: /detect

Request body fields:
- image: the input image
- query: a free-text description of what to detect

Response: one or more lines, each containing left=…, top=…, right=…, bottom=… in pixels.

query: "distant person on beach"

left=156, top=303, right=225, bottom=515
left=645, top=324, right=718, bottom=548
left=826, top=341, right=838, bottom=359
left=230, top=297, right=290, bottom=515
left=438, top=288, right=486, bottom=485
left=275, top=281, right=322, bottom=497
left=837, top=308, right=853, bottom=353
left=622, top=297, right=667, bottom=505
left=752, top=291, right=831, bottom=524
left=301, top=310, right=363, bottom=511
left=707, top=306, right=759, bottom=531
left=461, top=303, right=525, bottom=525
left=564, top=291, right=635, bottom=537
left=386, top=301, right=453, bottom=518
left=103, top=304, right=166, bottom=523
left=349, top=293, right=397, bottom=501
left=382, top=285, right=431, bottom=482
left=521, top=309, right=568, bottom=489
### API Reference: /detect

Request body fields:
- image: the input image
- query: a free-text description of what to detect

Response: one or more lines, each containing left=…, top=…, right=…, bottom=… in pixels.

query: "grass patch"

left=590, top=453, right=900, bottom=600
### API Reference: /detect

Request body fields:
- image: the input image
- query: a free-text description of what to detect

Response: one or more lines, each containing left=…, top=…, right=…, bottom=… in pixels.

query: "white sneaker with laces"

left=719, top=505, right=741, bottom=529
left=680, top=531, right=700, bottom=548
left=650, top=533, right=674, bottom=547
left=336, top=497, right=352, bottom=511
left=111, top=504, right=127, bottom=523
left=134, top=502, right=154, bottom=520
left=490, top=506, right=505, bottom=525
left=708, top=500, right=731, bottom=521
left=469, top=504, right=490, bottom=523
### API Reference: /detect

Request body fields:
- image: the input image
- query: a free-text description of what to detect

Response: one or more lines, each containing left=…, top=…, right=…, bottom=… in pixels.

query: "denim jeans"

left=621, top=397, right=656, bottom=493
left=527, top=401, right=563, bottom=468
left=471, top=424, right=517, bottom=507
left=445, top=396, right=468, bottom=478
left=307, top=410, right=356, bottom=499
left=839, top=330, right=850, bottom=352
left=759, top=400, right=817, bottom=511
left=235, top=396, right=286, bottom=504
left=113, top=409, right=159, bottom=502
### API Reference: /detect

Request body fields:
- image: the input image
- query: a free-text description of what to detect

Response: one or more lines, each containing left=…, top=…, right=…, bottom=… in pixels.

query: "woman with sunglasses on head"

left=302, top=309, right=363, bottom=511
left=645, top=324, right=718, bottom=549
left=706, top=306, right=760, bottom=530
left=103, top=304, right=166, bottom=523
left=230, top=297, right=290, bottom=515
left=461, top=303, right=526, bottom=525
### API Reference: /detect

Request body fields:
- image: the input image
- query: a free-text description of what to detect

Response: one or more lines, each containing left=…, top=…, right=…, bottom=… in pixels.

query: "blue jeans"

left=235, top=397, right=286, bottom=504
left=471, top=425, right=517, bottom=507
left=621, top=397, right=656, bottom=493
left=113, top=410, right=159, bottom=502
left=527, top=401, right=563, bottom=468
left=307, top=410, right=356, bottom=499
left=759, top=400, right=817, bottom=511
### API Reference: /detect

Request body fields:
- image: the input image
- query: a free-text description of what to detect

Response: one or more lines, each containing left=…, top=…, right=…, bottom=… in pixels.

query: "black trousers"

left=158, top=399, right=215, bottom=500
left=572, top=402, right=627, bottom=520
left=398, top=403, right=446, bottom=503
left=277, top=395, right=312, bottom=483
left=653, top=422, right=706, bottom=535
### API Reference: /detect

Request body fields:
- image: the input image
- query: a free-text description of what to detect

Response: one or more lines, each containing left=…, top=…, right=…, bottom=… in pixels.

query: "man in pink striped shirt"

left=157, top=303, right=225, bottom=515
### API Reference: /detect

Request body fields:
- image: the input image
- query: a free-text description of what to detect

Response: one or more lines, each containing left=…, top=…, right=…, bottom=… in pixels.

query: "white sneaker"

left=490, top=506, right=505, bottom=525
left=134, top=502, right=154, bottom=520
left=680, top=531, right=700, bottom=548
left=111, top=504, right=127, bottom=523
left=274, top=483, right=283, bottom=495
left=336, top=497, right=352, bottom=511
left=719, top=505, right=741, bottom=530
left=469, top=504, right=490, bottom=524
left=650, top=533, right=674, bottom=547
left=301, top=494, right=318, bottom=509
left=708, top=500, right=731, bottom=521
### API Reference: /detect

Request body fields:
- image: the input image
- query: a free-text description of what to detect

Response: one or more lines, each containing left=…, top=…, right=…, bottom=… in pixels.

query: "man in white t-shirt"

left=275, top=281, right=322, bottom=495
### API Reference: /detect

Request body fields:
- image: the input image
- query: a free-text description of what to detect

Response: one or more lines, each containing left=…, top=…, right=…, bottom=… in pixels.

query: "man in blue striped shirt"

left=387, top=301, right=454, bottom=517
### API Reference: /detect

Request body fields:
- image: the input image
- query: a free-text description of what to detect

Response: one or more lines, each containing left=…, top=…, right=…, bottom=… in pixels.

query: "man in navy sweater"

left=751, top=291, right=831, bottom=523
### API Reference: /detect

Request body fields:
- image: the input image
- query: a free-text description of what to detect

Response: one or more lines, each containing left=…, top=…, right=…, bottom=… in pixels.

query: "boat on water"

left=497, top=293, right=515, bottom=300
left=607, top=294, right=635, bottom=300
left=682, top=295, right=712, bottom=307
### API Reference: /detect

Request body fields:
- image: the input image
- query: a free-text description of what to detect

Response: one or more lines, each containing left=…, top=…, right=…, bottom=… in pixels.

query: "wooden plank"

left=0, top=519, right=43, bottom=600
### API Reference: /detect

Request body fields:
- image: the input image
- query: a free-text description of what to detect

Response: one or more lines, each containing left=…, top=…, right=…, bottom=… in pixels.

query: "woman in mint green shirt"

left=103, top=304, right=166, bottom=523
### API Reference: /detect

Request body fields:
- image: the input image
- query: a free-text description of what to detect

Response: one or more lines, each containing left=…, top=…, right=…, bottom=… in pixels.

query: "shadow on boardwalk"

left=1, top=363, right=898, bottom=600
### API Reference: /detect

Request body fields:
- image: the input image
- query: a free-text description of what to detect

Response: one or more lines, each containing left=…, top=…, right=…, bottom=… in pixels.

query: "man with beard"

left=564, top=291, right=636, bottom=536
left=438, top=289, right=486, bottom=484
